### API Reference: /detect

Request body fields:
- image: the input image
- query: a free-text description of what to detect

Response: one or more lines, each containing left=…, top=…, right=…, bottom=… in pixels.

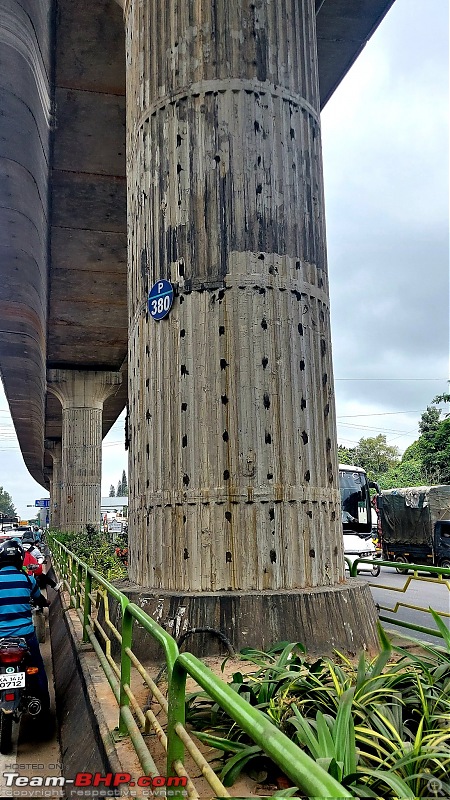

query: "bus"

left=339, top=464, right=380, bottom=576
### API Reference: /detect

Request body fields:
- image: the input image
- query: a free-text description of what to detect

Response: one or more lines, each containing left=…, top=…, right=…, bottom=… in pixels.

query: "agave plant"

left=185, top=616, right=450, bottom=797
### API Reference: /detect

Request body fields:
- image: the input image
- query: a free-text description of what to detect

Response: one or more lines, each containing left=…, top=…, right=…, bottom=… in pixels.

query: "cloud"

left=322, top=0, right=449, bottom=453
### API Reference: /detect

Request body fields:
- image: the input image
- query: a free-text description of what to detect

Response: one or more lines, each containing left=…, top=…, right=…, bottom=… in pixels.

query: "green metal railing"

left=49, top=535, right=351, bottom=799
left=347, top=557, right=450, bottom=640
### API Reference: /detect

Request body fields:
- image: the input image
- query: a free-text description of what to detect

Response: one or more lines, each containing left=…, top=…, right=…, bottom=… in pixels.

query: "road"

left=357, top=566, right=450, bottom=644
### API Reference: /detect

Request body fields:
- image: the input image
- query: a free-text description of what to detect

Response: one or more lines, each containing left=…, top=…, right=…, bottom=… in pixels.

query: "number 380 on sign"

left=148, top=280, right=174, bottom=321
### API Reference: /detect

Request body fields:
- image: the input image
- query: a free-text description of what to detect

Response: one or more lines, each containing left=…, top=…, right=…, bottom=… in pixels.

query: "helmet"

left=0, top=539, right=25, bottom=568
left=22, top=533, right=35, bottom=544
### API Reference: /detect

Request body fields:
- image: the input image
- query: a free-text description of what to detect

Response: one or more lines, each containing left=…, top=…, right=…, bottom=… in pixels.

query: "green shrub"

left=52, top=526, right=127, bottom=581
left=186, top=620, right=450, bottom=797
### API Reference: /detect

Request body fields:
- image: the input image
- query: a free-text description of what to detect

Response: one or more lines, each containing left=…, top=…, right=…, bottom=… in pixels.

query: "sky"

left=0, top=0, right=448, bottom=520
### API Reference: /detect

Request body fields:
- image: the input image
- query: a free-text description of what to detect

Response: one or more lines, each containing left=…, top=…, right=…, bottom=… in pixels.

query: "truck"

left=378, top=485, right=450, bottom=570
left=339, top=464, right=381, bottom=576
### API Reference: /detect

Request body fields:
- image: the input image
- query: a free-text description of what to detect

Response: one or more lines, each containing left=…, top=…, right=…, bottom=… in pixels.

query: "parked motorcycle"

left=0, top=635, right=44, bottom=753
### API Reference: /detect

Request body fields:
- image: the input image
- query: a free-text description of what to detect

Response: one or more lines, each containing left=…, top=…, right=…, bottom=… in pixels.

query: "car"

left=344, top=533, right=381, bottom=577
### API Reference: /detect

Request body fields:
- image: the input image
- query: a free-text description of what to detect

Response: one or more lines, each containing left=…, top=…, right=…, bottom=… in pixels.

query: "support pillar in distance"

left=123, top=0, right=378, bottom=653
left=47, top=370, right=121, bottom=533
left=44, top=439, right=62, bottom=529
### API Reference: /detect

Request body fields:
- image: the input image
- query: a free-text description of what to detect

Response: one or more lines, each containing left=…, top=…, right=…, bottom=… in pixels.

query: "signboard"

left=35, top=499, right=50, bottom=508
left=148, top=280, right=174, bottom=321
left=108, top=521, right=123, bottom=534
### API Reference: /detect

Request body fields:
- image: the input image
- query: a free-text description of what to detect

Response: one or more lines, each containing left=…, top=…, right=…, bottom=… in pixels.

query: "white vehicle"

left=339, top=464, right=381, bottom=577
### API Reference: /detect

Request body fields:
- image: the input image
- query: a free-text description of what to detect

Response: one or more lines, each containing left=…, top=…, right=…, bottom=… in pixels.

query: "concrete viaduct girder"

left=0, top=0, right=395, bottom=491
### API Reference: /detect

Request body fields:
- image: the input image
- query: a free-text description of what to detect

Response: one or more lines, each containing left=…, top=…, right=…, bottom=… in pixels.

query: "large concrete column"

left=123, top=0, right=378, bottom=652
left=47, top=370, right=122, bottom=533
left=45, top=440, right=62, bottom=529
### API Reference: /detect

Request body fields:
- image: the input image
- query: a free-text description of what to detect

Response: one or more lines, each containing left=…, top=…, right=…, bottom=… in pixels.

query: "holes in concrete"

left=219, top=325, right=225, bottom=335
left=184, top=548, right=189, bottom=559
left=223, top=469, right=230, bottom=480
left=182, top=435, right=187, bottom=448
left=256, top=184, right=262, bottom=194
left=321, top=339, right=326, bottom=356
left=267, top=472, right=273, bottom=480
left=220, top=358, right=229, bottom=370
left=300, top=360, right=305, bottom=371
left=258, top=253, right=265, bottom=260
left=226, top=551, right=232, bottom=562
left=263, top=393, right=270, bottom=409
left=270, top=549, right=277, bottom=563
left=269, top=508, right=274, bottom=521
left=262, top=357, right=268, bottom=369
left=301, top=431, right=308, bottom=444
left=331, top=511, right=336, bottom=521
left=265, top=431, right=272, bottom=444
left=301, top=397, right=307, bottom=410
left=183, top=474, right=190, bottom=486
left=324, top=403, right=330, bottom=417
left=298, top=323, right=303, bottom=335
left=221, top=395, right=229, bottom=405
left=309, top=548, right=315, bottom=558
left=181, top=402, right=187, bottom=411
left=181, top=365, right=189, bottom=376
left=322, top=373, right=328, bottom=386
left=222, top=431, right=229, bottom=442
left=225, top=511, right=232, bottom=523
left=261, top=318, right=267, bottom=330
left=180, top=329, right=186, bottom=337
left=304, top=470, right=311, bottom=482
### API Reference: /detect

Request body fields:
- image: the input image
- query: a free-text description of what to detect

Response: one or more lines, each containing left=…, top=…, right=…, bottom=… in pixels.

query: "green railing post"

left=75, top=561, right=82, bottom=609
left=83, top=568, right=92, bottom=643
left=69, top=554, right=76, bottom=607
left=119, top=600, right=132, bottom=735
left=166, top=658, right=186, bottom=796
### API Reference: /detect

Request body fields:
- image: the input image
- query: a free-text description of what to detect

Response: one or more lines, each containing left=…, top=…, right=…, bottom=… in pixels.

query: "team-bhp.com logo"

left=2, top=772, right=188, bottom=795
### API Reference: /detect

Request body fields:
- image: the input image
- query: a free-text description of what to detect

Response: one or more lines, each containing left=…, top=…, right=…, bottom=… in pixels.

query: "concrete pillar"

left=123, top=0, right=378, bottom=652
left=47, top=370, right=122, bottom=533
left=45, top=440, right=62, bottom=529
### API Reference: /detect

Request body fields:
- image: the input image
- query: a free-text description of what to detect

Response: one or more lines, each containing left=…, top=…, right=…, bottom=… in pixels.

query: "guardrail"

left=346, top=557, right=450, bottom=640
left=49, top=535, right=351, bottom=799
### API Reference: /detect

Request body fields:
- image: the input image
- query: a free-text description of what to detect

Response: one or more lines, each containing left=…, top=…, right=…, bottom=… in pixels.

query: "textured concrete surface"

left=111, top=578, right=380, bottom=658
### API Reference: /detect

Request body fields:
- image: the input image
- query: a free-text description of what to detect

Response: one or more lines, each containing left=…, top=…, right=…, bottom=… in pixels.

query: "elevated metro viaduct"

left=0, top=0, right=395, bottom=653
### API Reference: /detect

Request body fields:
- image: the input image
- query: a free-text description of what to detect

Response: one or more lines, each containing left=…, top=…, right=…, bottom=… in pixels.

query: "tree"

left=418, top=405, right=441, bottom=436
left=337, top=445, right=355, bottom=465
left=352, top=435, right=400, bottom=481
left=109, top=485, right=115, bottom=497
left=0, top=486, right=16, bottom=517
left=120, top=469, right=128, bottom=496
left=417, top=415, right=450, bottom=484
left=117, top=480, right=122, bottom=496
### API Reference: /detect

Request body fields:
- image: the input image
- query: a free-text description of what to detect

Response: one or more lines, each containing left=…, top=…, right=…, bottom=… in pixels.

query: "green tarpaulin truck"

left=379, top=485, right=450, bottom=570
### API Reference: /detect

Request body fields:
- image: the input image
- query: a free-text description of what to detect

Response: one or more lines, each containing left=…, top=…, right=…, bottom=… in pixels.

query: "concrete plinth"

left=113, top=579, right=379, bottom=660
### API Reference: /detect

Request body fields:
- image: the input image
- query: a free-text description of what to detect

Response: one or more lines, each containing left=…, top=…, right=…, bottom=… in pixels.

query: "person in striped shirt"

left=0, top=539, right=50, bottom=711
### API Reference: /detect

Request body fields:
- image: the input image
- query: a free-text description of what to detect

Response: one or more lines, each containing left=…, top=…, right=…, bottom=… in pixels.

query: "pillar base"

left=113, top=580, right=379, bottom=659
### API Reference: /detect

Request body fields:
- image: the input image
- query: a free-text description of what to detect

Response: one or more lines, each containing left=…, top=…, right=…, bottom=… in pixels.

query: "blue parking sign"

left=148, top=280, right=174, bottom=320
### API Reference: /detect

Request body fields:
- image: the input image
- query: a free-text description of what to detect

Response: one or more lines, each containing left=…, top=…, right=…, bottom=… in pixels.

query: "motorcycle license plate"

left=0, top=672, right=26, bottom=690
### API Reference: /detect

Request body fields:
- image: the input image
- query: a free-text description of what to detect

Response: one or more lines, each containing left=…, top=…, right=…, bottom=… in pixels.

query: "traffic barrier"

left=48, top=535, right=351, bottom=799
left=347, top=557, right=450, bottom=640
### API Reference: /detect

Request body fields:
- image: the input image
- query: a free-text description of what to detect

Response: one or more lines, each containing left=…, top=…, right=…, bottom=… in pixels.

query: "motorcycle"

left=0, top=634, right=45, bottom=753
